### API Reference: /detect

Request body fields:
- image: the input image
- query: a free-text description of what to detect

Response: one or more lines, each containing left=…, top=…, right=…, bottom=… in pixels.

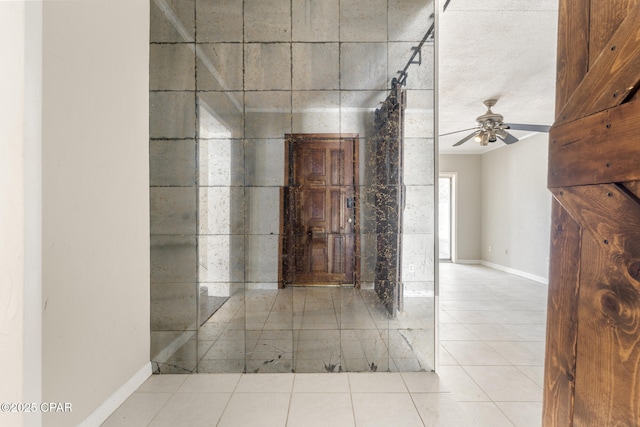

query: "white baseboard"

left=453, top=259, right=482, bottom=265
left=480, top=261, right=548, bottom=285
left=79, top=362, right=152, bottom=427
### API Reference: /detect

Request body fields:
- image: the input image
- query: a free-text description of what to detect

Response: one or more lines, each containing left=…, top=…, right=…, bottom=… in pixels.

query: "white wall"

left=41, top=1, right=150, bottom=425
left=0, top=4, right=26, bottom=427
left=438, top=154, right=482, bottom=262
left=439, top=134, right=551, bottom=281
left=480, top=133, right=551, bottom=280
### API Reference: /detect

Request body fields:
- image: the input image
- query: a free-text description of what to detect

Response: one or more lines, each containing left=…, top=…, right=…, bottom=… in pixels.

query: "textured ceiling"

left=438, top=0, right=559, bottom=154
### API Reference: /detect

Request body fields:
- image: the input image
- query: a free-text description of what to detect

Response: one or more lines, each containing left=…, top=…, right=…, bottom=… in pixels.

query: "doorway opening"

left=439, top=174, right=455, bottom=262
left=280, top=134, right=360, bottom=288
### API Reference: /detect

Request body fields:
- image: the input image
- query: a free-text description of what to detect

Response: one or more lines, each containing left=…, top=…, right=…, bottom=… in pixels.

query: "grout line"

left=407, top=392, right=427, bottom=427
left=284, top=369, right=295, bottom=426
left=214, top=376, right=240, bottom=427
left=346, top=369, right=358, bottom=426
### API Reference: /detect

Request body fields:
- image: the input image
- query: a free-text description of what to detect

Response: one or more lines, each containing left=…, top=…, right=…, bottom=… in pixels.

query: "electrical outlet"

left=488, top=245, right=492, bottom=252
left=409, top=264, right=415, bottom=273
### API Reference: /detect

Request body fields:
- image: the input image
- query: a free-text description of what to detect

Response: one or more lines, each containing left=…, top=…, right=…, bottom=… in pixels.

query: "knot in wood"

left=601, top=291, right=620, bottom=316
left=553, top=223, right=565, bottom=238
left=628, top=260, right=640, bottom=282
left=598, top=284, right=640, bottom=332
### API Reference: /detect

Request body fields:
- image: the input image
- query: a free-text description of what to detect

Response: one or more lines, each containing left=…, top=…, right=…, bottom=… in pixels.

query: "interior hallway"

left=103, top=263, right=547, bottom=426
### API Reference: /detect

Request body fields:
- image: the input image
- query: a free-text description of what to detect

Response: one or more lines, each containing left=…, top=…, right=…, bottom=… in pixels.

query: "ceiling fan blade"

left=504, top=123, right=551, bottom=133
left=499, top=132, right=519, bottom=144
left=439, top=127, right=477, bottom=137
left=452, top=132, right=477, bottom=146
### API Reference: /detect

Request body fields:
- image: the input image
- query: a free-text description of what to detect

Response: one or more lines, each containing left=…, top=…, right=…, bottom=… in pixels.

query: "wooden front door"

left=544, top=1, right=640, bottom=425
left=281, top=134, right=359, bottom=286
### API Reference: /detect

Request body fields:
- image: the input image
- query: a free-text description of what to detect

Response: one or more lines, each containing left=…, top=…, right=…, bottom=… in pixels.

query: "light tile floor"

left=103, top=263, right=548, bottom=426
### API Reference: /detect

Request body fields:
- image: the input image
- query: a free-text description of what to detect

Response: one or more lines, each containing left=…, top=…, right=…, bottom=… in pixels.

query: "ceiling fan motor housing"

left=476, top=110, right=504, bottom=127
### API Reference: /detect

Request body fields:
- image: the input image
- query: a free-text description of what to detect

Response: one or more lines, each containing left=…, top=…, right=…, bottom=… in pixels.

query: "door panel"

left=544, top=199, right=581, bottom=426
left=555, top=0, right=590, bottom=117
left=555, top=4, right=640, bottom=127
left=588, top=0, right=632, bottom=66
left=544, top=1, right=640, bottom=425
left=549, top=100, right=640, bottom=188
left=282, top=134, right=358, bottom=286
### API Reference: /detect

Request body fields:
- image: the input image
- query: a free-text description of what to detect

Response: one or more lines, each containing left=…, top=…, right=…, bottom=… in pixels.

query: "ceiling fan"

left=442, top=99, right=551, bottom=147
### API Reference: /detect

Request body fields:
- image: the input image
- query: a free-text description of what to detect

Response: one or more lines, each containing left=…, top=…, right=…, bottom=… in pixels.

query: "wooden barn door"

left=544, top=1, right=640, bottom=425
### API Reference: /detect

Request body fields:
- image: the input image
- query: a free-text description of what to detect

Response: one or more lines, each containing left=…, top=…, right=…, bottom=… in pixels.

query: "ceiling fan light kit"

left=448, top=99, right=551, bottom=147
left=473, top=131, right=490, bottom=145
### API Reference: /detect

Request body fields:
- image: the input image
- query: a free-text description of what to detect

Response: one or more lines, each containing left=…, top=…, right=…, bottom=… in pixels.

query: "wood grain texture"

left=552, top=184, right=640, bottom=273
left=574, top=233, right=640, bottom=426
left=555, top=0, right=590, bottom=117
left=543, top=199, right=582, bottom=427
left=547, top=1, right=640, bottom=426
left=588, top=0, right=633, bottom=68
left=623, top=180, right=640, bottom=199
left=551, top=184, right=640, bottom=426
left=549, top=99, right=640, bottom=188
left=555, top=2, right=640, bottom=126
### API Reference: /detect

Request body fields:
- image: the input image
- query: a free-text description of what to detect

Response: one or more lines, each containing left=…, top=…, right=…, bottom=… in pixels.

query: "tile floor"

left=104, top=263, right=548, bottom=426
left=158, top=283, right=435, bottom=374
